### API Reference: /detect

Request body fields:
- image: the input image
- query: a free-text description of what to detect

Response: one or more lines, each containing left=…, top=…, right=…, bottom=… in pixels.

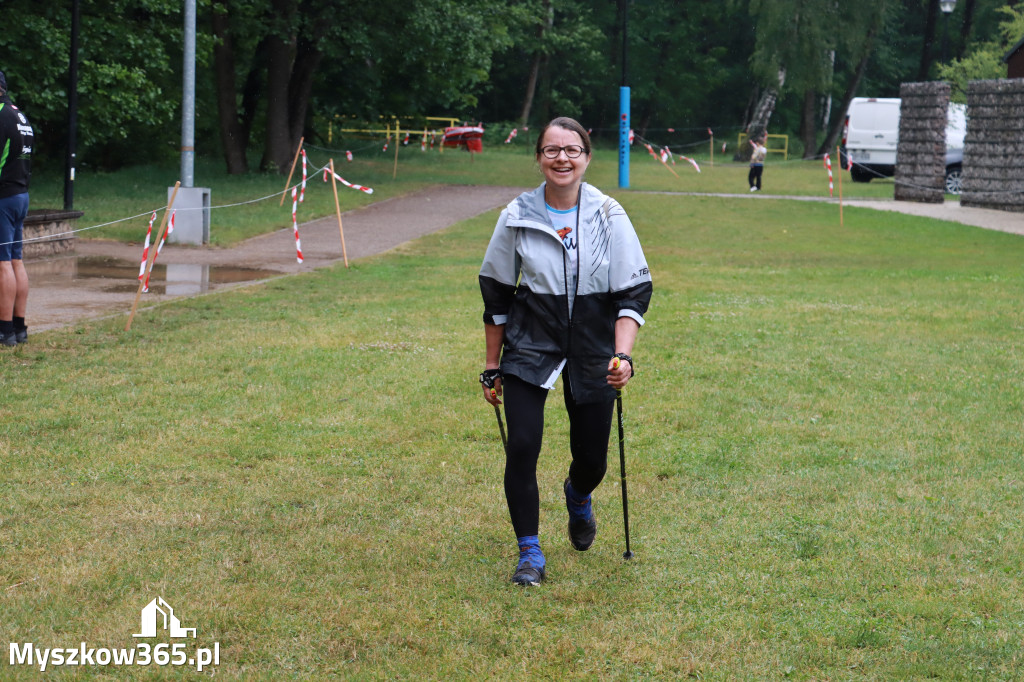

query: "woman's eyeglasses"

left=540, top=145, right=586, bottom=159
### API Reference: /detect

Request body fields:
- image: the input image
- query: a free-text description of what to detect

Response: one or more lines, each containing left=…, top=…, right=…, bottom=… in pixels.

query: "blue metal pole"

left=618, top=86, right=630, bottom=189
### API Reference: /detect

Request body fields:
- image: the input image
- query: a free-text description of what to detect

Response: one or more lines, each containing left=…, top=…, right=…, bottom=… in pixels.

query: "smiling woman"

left=478, top=116, right=653, bottom=588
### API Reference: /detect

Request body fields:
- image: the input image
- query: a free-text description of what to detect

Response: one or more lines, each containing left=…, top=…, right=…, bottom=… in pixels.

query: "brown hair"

left=535, top=117, right=592, bottom=157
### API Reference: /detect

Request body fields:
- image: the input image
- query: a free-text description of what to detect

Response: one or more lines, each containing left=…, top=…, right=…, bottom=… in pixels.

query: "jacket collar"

left=507, top=182, right=607, bottom=234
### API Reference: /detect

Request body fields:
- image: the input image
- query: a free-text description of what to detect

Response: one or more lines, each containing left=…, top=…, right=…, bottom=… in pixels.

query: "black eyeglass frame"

left=539, top=144, right=586, bottom=159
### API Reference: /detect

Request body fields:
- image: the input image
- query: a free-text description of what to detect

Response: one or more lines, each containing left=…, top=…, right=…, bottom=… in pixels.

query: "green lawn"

left=28, top=145, right=896, bottom=246
left=3, top=168, right=1022, bottom=679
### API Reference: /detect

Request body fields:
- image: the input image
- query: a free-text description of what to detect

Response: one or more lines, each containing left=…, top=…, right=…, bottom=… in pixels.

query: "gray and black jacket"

left=479, top=182, right=652, bottom=404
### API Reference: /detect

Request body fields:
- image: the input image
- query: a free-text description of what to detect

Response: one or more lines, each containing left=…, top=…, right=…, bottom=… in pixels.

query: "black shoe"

left=511, top=563, right=545, bottom=586
left=15, top=328, right=27, bottom=344
left=564, top=479, right=597, bottom=551
left=0, top=331, right=16, bottom=347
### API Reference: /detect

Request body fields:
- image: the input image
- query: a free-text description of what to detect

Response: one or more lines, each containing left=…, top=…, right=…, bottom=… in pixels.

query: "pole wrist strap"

left=479, top=368, right=502, bottom=389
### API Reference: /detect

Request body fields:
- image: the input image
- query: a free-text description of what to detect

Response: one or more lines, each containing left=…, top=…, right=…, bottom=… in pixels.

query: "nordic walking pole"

left=612, top=357, right=635, bottom=560
left=494, top=404, right=508, bottom=454
left=328, top=159, right=349, bottom=268
left=481, top=370, right=507, bottom=454
left=126, top=181, right=180, bottom=332
left=279, top=137, right=305, bottom=206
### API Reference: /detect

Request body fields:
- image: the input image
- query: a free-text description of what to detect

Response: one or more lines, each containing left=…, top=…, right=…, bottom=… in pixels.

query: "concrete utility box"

left=169, top=186, right=211, bottom=245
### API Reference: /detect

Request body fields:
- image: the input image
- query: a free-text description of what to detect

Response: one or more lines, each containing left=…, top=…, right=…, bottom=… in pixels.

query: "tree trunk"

left=240, top=38, right=267, bottom=151
left=736, top=87, right=777, bottom=161
left=817, top=23, right=879, bottom=158
left=289, top=33, right=323, bottom=147
left=799, top=90, right=817, bottom=159
left=211, top=0, right=248, bottom=174
left=957, top=0, right=977, bottom=60
left=519, top=0, right=552, bottom=128
left=917, top=0, right=939, bottom=80
left=519, top=54, right=541, bottom=128
left=260, top=0, right=297, bottom=173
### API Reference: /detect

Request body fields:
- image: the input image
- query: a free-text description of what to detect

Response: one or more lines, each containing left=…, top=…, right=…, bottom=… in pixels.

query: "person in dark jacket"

left=0, top=70, right=33, bottom=346
left=479, top=117, right=653, bottom=586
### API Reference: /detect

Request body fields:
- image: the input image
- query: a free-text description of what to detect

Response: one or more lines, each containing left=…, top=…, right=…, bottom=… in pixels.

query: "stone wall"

left=961, top=79, right=1024, bottom=213
left=23, top=210, right=82, bottom=259
left=894, top=81, right=949, bottom=204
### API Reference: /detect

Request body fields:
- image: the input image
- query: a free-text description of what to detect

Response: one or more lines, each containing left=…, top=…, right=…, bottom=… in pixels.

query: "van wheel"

left=945, top=165, right=963, bottom=195
left=850, top=166, right=872, bottom=183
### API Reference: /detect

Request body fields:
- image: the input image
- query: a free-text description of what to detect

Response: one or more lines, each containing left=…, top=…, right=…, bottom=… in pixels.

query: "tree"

left=0, top=0, right=190, bottom=170
left=938, top=5, right=1024, bottom=101
left=740, top=0, right=839, bottom=158
left=209, top=0, right=516, bottom=173
left=815, top=0, right=894, bottom=158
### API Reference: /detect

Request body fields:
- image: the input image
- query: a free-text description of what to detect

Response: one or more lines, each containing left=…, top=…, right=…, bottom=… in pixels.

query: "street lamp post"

left=940, top=0, right=957, bottom=64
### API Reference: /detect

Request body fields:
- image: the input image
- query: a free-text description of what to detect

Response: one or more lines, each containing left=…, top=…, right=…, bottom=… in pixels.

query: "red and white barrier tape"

left=505, top=128, right=518, bottom=144
left=824, top=154, right=834, bottom=197
left=323, top=168, right=374, bottom=194
left=299, top=149, right=307, bottom=203
left=679, top=155, right=702, bottom=173
left=345, top=150, right=353, bottom=162
left=291, top=187, right=304, bottom=263
left=138, top=211, right=156, bottom=281
left=143, top=210, right=175, bottom=292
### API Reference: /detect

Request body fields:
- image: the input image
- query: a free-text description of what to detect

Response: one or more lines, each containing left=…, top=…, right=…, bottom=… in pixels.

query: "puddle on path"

left=27, top=256, right=281, bottom=296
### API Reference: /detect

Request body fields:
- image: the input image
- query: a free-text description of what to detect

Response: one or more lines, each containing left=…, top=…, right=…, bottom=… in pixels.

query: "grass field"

left=3, top=155, right=1023, bottom=679
left=27, top=144, right=897, bottom=246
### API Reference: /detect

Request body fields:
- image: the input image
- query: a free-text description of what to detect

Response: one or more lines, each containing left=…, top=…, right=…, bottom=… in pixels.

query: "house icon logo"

left=132, top=597, right=197, bottom=638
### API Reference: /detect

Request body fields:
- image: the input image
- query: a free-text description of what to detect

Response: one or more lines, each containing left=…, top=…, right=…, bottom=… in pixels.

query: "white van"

left=841, top=97, right=967, bottom=193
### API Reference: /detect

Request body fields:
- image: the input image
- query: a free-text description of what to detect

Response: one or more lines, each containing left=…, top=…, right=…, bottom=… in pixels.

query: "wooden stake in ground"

left=393, top=127, right=400, bottom=179
left=126, top=182, right=181, bottom=331
left=837, top=145, right=844, bottom=227
left=329, top=159, right=349, bottom=268
left=709, top=133, right=714, bottom=169
left=279, top=137, right=305, bottom=206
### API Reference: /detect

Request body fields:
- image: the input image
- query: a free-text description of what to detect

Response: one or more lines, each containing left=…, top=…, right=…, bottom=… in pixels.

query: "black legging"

left=748, top=165, right=763, bottom=190
left=501, top=373, right=615, bottom=538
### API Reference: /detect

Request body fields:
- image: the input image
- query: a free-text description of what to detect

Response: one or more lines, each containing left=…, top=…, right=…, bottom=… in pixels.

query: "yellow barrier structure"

left=327, top=115, right=456, bottom=145
left=737, top=132, right=789, bottom=160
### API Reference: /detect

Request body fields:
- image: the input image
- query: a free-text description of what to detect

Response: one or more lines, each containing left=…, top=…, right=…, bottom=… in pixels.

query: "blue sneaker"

left=564, top=479, right=597, bottom=551
left=511, top=536, right=546, bottom=586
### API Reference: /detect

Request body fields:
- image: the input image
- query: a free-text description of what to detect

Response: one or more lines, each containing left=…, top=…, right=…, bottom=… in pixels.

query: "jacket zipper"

left=563, top=187, right=582, bottom=396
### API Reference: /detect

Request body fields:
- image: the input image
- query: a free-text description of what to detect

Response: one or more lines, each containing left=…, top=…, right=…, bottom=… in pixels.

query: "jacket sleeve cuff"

left=617, top=309, right=645, bottom=326
left=484, top=313, right=508, bottom=326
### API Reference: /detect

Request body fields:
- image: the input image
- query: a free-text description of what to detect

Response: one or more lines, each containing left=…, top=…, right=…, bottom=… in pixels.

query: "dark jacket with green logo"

left=0, top=97, right=33, bottom=199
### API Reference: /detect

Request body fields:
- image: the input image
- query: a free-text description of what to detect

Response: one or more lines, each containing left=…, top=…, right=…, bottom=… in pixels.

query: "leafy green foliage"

left=939, top=6, right=1024, bottom=102
left=7, top=0, right=1019, bottom=172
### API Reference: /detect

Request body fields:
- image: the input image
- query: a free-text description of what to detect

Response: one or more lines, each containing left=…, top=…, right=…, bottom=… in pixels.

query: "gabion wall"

left=895, top=81, right=949, bottom=204
left=961, top=79, right=1024, bottom=213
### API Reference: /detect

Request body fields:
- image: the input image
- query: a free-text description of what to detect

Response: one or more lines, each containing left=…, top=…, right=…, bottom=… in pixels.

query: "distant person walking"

left=0, top=70, right=33, bottom=346
left=478, top=117, right=653, bottom=586
left=748, top=131, right=767, bottom=192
